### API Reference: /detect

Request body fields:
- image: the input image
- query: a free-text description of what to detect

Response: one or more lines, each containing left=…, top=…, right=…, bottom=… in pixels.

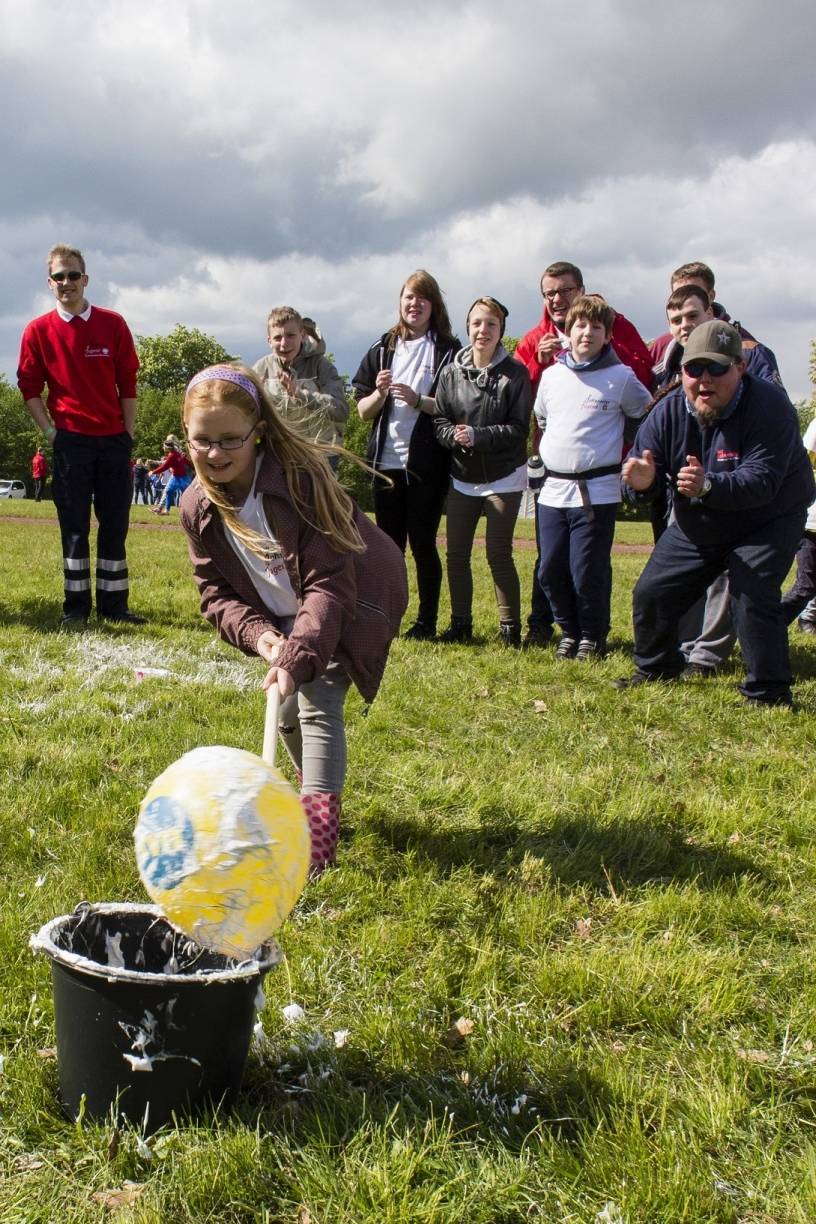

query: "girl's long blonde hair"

left=183, top=363, right=366, bottom=556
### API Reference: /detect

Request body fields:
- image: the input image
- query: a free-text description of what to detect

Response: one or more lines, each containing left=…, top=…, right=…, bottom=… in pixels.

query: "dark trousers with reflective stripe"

left=52, top=430, right=133, bottom=618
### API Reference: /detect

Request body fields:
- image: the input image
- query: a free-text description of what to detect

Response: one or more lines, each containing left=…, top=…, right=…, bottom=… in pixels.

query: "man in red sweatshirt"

left=17, top=245, right=144, bottom=626
left=515, top=261, right=652, bottom=645
left=31, top=447, right=49, bottom=501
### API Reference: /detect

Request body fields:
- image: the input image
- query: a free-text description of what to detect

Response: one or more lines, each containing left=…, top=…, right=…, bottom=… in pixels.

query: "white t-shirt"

left=379, top=333, right=436, bottom=470
left=534, top=359, right=651, bottom=508
left=225, top=463, right=299, bottom=623
left=452, top=462, right=529, bottom=498
left=804, top=418, right=816, bottom=532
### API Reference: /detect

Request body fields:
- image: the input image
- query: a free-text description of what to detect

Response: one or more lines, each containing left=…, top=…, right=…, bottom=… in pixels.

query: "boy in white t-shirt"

left=534, top=296, right=651, bottom=659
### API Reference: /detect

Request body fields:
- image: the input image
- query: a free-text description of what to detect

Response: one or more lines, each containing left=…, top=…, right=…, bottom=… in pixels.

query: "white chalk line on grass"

left=3, top=637, right=261, bottom=716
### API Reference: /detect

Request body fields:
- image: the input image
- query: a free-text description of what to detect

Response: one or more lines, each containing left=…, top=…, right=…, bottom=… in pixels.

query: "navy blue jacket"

left=627, top=374, right=815, bottom=547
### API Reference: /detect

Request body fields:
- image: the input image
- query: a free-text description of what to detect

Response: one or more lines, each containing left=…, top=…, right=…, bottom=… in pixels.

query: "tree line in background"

left=2, top=326, right=815, bottom=510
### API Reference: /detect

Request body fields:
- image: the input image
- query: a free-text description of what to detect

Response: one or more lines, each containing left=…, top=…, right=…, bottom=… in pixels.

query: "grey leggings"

left=277, top=660, right=351, bottom=793
left=445, top=486, right=523, bottom=622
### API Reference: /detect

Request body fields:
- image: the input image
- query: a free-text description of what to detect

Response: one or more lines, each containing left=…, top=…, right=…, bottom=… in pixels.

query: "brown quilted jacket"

left=179, top=453, right=408, bottom=702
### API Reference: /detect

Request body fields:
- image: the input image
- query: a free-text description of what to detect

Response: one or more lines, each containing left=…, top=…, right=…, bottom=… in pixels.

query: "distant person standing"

left=17, top=245, right=144, bottom=626
left=31, top=447, right=49, bottom=501
left=133, top=458, right=152, bottom=505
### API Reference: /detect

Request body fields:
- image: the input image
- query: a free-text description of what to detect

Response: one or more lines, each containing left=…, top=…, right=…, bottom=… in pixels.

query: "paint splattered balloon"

left=135, top=747, right=309, bottom=958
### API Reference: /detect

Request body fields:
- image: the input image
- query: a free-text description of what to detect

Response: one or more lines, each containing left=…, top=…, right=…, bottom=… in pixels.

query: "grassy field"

left=1, top=499, right=815, bottom=1223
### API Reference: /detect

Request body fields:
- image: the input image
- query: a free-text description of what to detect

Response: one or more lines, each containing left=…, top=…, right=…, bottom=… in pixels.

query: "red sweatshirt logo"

left=715, top=449, right=739, bottom=462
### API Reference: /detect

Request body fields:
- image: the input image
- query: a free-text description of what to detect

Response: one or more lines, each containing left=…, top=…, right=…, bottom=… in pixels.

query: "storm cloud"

left=2, top=0, right=815, bottom=394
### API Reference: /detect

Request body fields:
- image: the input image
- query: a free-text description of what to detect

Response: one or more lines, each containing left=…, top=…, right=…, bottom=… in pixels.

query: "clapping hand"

left=621, top=448, right=656, bottom=491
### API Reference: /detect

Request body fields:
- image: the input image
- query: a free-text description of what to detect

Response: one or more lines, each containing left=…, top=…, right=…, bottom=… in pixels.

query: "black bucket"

left=31, top=902, right=281, bottom=1133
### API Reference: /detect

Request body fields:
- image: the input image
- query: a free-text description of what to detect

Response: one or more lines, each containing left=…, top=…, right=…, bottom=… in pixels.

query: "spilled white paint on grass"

left=4, top=637, right=261, bottom=718
left=70, top=637, right=259, bottom=691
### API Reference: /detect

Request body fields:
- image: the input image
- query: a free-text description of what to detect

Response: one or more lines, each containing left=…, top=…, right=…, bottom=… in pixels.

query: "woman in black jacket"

left=352, top=270, right=460, bottom=640
left=433, top=297, right=532, bottom=646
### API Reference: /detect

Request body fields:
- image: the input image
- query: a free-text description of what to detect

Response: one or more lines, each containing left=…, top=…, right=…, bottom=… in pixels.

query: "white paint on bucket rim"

left=30, top=902, right=282, bottom=985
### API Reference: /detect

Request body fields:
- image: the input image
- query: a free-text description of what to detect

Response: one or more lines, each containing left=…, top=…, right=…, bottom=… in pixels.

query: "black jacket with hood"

left=433, top=345, right=532, bottom=486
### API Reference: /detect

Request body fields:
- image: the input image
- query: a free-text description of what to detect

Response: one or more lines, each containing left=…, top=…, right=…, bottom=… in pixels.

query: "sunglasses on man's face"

left=683, top=360, right=733, bottom=378
left=50, top=270, right=84, bottom=283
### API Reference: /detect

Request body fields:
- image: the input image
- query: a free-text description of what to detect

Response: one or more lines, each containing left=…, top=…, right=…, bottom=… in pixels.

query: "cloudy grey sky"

left=3, top=0, right=815, bottom=397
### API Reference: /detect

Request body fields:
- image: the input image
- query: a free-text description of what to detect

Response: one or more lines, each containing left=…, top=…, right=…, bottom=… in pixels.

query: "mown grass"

left=1, top=499, right=815, bottom=1223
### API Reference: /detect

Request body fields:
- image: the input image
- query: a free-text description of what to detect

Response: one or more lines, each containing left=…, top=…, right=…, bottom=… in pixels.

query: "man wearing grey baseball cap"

left=615, top=320, right=814, bottom=706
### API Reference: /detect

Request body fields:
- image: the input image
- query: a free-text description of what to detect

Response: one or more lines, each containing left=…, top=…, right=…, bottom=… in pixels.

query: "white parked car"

left=0, top=480, right=27, bottom=499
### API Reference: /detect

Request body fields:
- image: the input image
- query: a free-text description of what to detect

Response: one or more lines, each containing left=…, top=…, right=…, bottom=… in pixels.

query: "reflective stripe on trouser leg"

left=96, top=556, right=130, bottom=599
left=63, top=555, right=92, bottom=614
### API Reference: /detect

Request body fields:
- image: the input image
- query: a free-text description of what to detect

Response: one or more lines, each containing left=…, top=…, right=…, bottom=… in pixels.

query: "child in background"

left=150, top=434, right=193, bottom=515
left=179, top=364, right=407, bottom=873
left=534, top=295, right=651, bottom=659
left=253, top=309, right=348, bottom=467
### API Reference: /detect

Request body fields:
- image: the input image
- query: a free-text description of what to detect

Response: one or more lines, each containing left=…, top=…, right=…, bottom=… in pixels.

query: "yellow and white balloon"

left=134, top=746, right=309, bottom=958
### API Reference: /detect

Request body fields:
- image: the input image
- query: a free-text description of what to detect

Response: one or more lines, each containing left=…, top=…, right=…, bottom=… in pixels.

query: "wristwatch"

left=699, top=477, right=712, bottom=498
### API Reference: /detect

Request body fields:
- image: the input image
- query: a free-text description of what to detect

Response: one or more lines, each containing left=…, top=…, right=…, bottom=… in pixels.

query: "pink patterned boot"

left=300, top=793, right=341, bottom=876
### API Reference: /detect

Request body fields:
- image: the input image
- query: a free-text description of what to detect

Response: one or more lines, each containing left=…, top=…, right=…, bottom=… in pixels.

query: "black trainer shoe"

left=555, top=636, right=578, bottom=660
left=60, top=613, right=89, bottom=629
left=438, top=618, right=473, bottom=644
left=403, top=620, right=436, bottom=641
left=522, top=625, right=554, bottom=648
left=99, top=611, right=147, bottom=625
left=576, top=637, right=606, bottom=661
left=683, top=662, right=717, bottom=678
left=499, top=621, right=522, bottom=648
left=612, top=671, right=659, bottom=690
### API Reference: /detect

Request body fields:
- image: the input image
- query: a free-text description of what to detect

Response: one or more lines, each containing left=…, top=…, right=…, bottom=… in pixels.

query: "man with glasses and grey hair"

left=515, top=260, right=652, bottom=646
left=615, top=320, right=814, bottom=707
left=17, top=244, right=144, bottom=627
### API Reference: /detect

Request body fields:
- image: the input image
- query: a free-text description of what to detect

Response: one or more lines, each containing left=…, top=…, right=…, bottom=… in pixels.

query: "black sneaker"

left=403, top=620, right=436, bottom=641
left=742, top=693, right=793, bottom=708
left=555, top=636, right=578, bottom=660
left=438, top=618, right=473, bottom=644
left=99, top=611, right=147, bottom=625
left=574, top=641, right=606, bottom=660
left=612, top=671, right=658, bottom=690
left=576, top=637, right=606, bottom=661
left=499, top=621, right=522, bottom=649
left=522, top=625, right=554, bottom=648
left=60, top=613, right=89, bottom=630
left=683, top=662, right=717, bottom=678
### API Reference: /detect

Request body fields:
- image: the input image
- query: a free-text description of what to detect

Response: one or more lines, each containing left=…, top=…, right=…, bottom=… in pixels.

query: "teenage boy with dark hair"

left=649, top=260, right=769, bottom=373
left=17, top=245, right=143, bottom=626
left=515, top=260, right=652, bottom=646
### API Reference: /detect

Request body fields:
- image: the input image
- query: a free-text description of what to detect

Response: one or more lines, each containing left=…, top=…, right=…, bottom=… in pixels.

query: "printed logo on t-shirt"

left=85, top=345, right=111, bottom=358
left=580, top=396, right=612, bottom=412
left=265, top=549, right=287, bottom=580
left=715, top=449, right=740, bottom=462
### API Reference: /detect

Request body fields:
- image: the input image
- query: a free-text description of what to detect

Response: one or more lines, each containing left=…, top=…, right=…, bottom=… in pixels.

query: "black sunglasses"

left=50, top=270, right=84, bottom=283
left=683, top=360, right=733, bottom=378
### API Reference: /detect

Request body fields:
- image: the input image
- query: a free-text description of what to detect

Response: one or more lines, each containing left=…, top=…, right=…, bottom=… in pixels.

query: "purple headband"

left=187, top=366, right=261, bottom=407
